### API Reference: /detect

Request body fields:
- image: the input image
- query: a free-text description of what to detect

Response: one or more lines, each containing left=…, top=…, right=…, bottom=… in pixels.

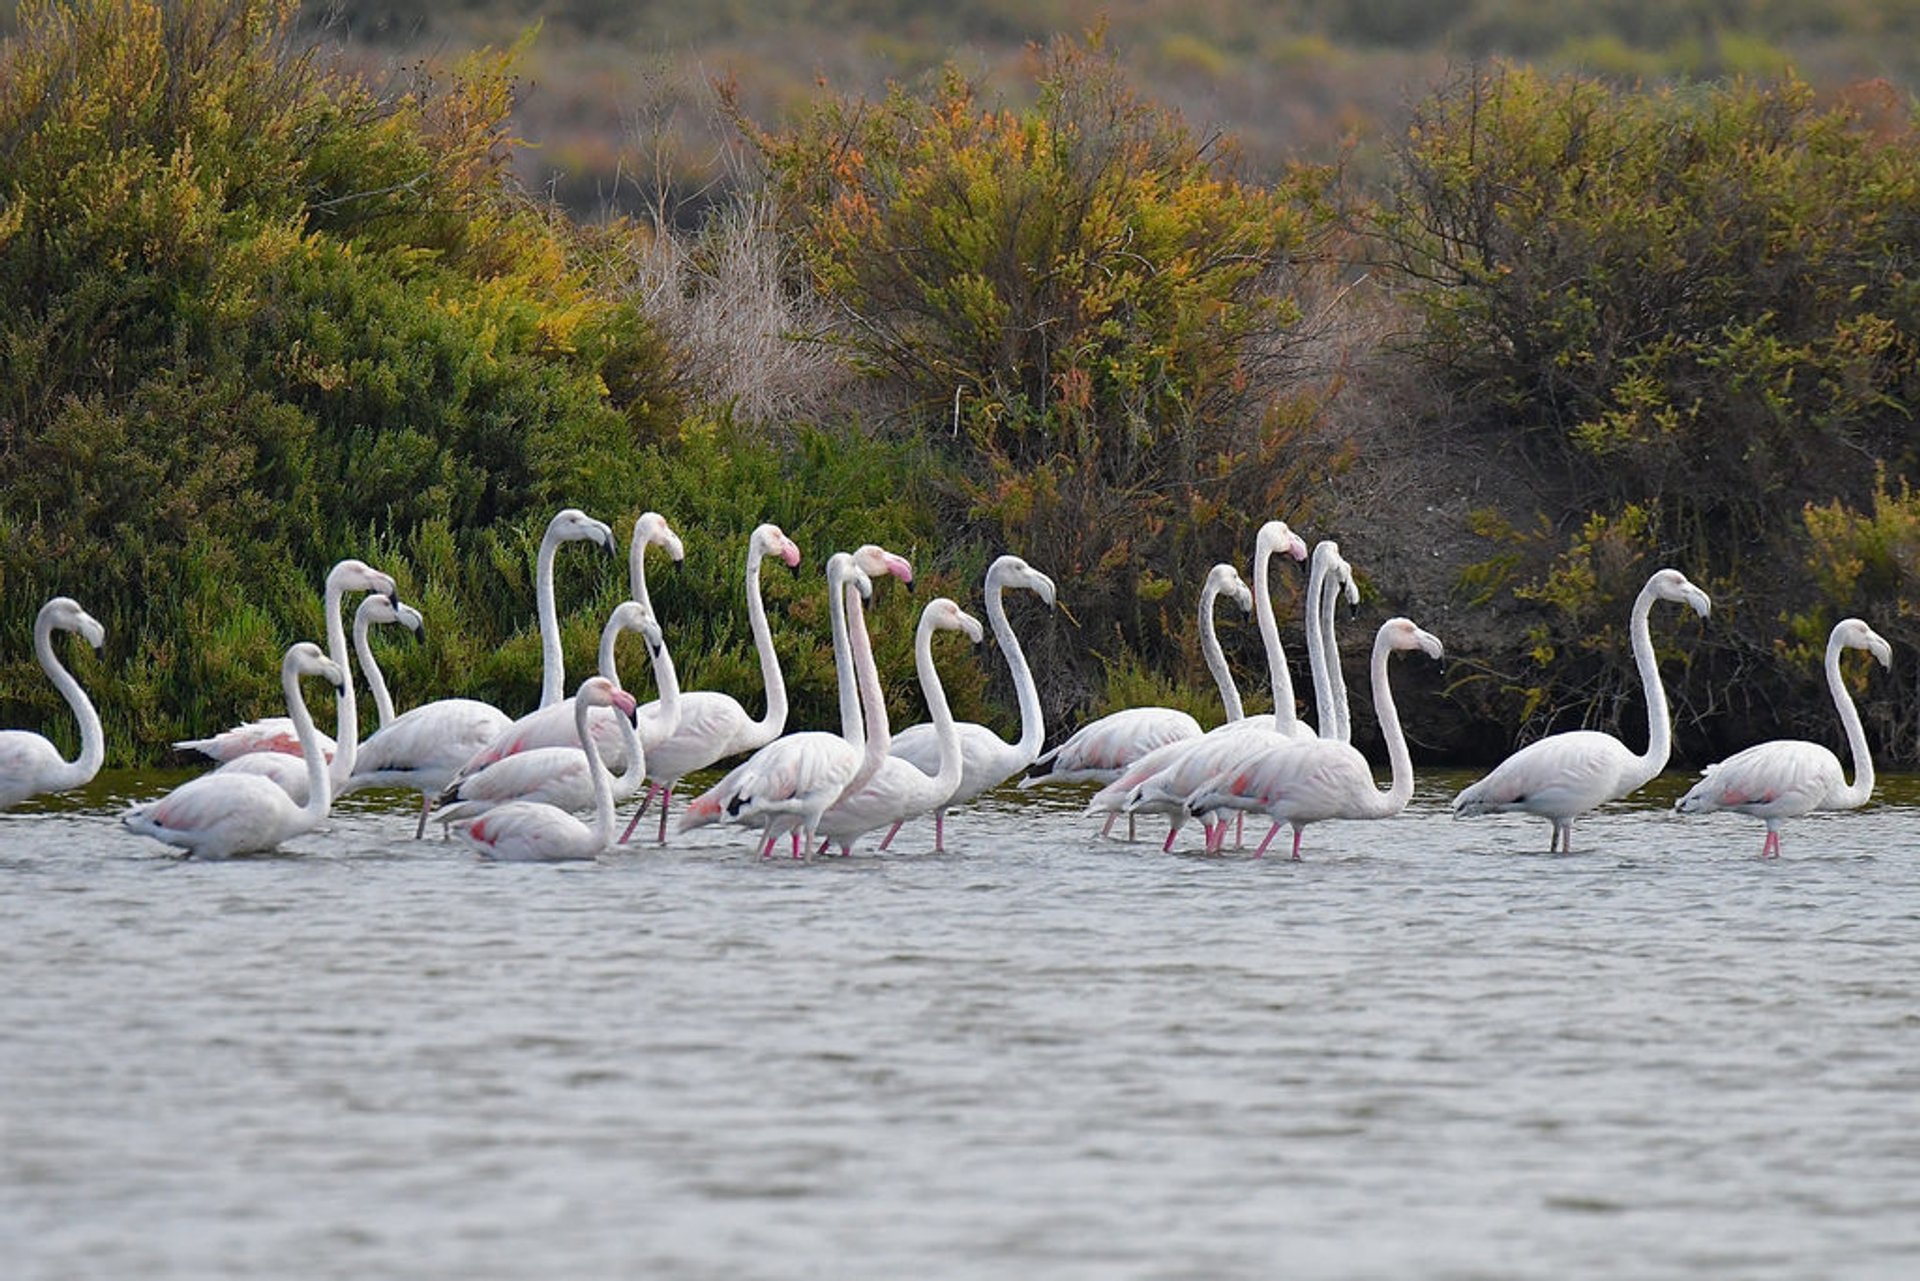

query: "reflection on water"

left=5, top=770, right=1920, bottom=1279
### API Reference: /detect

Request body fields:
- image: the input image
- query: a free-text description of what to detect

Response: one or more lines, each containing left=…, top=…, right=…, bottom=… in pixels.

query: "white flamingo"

left=1306, top=540, right=1360, bottom=744
left=174, top=559, right=395, bottom=763
left=816, top=597, right=985, bottom=855
left=123, top=642, right=343, bottom=858
left=0, top=597, right=107, bottom=809
left=1183, top=617, right=1445, bottom=859
left=1105, top=536, right=1355, bottom=849
left=678, top=550, right=898, bottom=858
left=621, top=522, right=804, bottom=844
left=530, top=508, right=620, bottom=708
left=627, top=510, right=685, bottom=619
left=880, top=554, right=1055, bottom=849
left=447, top=676, right=640, bottom=862
left=1026, top=523, right=1307, bottom=792
left=433, top=604, right=670, bottom=825
left=1676, top=618, right=1892, bottom=857
left=1452, top=567, right=1712, bottom=852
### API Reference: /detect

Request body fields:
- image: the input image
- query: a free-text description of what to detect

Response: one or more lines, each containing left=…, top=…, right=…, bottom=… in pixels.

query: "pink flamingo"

left=1452, top=568, right=1712, bottom=853
left=0, top=597, right=106, bottom=809
left=816, top=596, right=985, bottom=855
left=880, top=554, right=1054, bottom=850
left=122, top=643, right=344, bottom=858
left=1676, top=617, right=1892, bottom=857
left=678, top=549, right=902, bottom=857
left=1183, top=617, right=1445, bottom=859
left=447, top=676, right=640, bottom=862
left=621, top=522, right=804, bottom=843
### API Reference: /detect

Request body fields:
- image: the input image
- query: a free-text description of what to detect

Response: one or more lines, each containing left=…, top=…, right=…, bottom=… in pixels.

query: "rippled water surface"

left=6, top=769, right=1920, bottom=1279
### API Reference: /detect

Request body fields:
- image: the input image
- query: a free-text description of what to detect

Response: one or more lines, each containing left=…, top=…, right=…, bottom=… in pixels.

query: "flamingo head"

left=552, top=507, right=617, bottom=553
left=827, top=552, right=875, bottom=602
left=43, top=597, right=106, bottom=650
left=577, top=675, right=640, bottom=719
left=1835, top=617, right=1894, bottom=669
left=1204, top=563, right=1254, bottom=615
left=633, top=511, right=686, bottom=562
left=755, top=523, right=803, bottom=571
left=602, top=600, right=664, bottom=663
left=286, top=640, right=345, bottom=690
left=357, top=594, right=424, bottom=633
left=990, top=554, right=1057, bottom=608
left=1648, top=568, right=1712, bottom=619
left=328, top=558, right=399, bottom=600
left=927, top=597, right=986, bottom=644
left=854, top=544, right=914, bottom=590
left=1256, top=521, right=1309, bottom=564
left=1380, top=617, right=1444, bottom=663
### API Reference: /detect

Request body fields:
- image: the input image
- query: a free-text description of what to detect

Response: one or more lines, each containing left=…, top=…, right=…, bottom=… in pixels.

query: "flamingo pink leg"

left=1252, top=824, right=1280, bottom=858
left=879, top=819, right=904, bottom=850
left=1290, top=827, right=1304, bottom=861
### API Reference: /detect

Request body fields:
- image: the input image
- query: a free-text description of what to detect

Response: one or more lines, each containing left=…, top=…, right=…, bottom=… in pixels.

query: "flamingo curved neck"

left=1304, top=551, right=1333, bottom=737
left=1321, top=568, right=1352, bottom=744
left=1199, top=577, right=1244, bottom=723
left=845, top=582, right=889, bottom=793
left=1826, top=631, right=1876, bottom=807
left=354, top=610, right=399, bottom=729
left=988, top=565, right=1047, bottom=759
left=35, top=614, right=103, bottom=787
left=915, top=613, right=965, bottom=793
left=323, top=580, right=360, bottom=791
left=287, top=663, right=333, bottom=828
left=1625, top=579, right=1675, bottom=792
left=1253, top=538, right=1301, bottom=735
left=1364, top=629, right=1415, bottom=818
left=744, top=542, right=789, bottom=740
left=575, top=695, right=617, bottom=847
left=536, top=529, right=567, bottom=708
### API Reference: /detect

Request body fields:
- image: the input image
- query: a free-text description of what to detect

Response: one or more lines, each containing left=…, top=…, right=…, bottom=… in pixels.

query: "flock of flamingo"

left=0, top=509, right=1897, bottom=862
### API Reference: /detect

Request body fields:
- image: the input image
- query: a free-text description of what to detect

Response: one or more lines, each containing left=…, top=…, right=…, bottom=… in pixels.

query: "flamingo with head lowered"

left=1452, top=567, right=1712, bottom=853
left=0, top=597, right=107, bottom=810
left=1676, top=617, right=1893, bottom=857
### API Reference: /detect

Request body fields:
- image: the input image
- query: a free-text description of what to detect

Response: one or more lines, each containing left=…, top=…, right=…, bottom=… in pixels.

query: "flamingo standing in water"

left=174, top=559, right=396, bottom=764
left=1676, top=618, right=1892, bottom=857
left=881, top=554, right=1055, bottom=850
left=0, top=597, right=107, bottom=809
left=1452, top=567, right=1712, bottom=852
left=815, top=596, right=985, bottom=855
left=1182, top=617, right=1445, bottom=859
left=621, top=522, right=804, bottom=844
left=123, top=643, right=344, bottom=858
left=678, top=549, right=902, bottom=857
left=447, top=676, right=640, bottom=862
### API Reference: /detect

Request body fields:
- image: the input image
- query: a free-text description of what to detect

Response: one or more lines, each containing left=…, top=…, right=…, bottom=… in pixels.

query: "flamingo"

left=1306, top=540, right=1360, bottom=744
left=1026, top=522, right=1307, bottom=792
left=620, top=522, right=804, bottom=844
left=627, top=510, right=685, bottom=618
left=0, top=597, right=107, bottom=809
left=123, top=643, right=344, bottom=858
left=447, top=676, right=640, bottom=862
left=1452, top=567, right=1712, bottom=852
left=530, top=508, right=620, bottom=708
left=433, top=604, right=671, bottom=825
left=1182, top=617, right=1445, bottom=859
left=1104, top=536, right=1356, bottom=850
left=174, top=559, right=396, bottom=763
left=1676, top=618, right=1892, bottom=857
left=880, top=554, right=1055, bottom=849
left=678, top=550, right=899, bottom=857
left=815, top=597, right=985, bottom=855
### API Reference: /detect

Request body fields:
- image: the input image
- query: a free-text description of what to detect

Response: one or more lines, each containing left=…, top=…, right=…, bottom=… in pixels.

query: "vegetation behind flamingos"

left=0, top=0, right=1915, bottom=769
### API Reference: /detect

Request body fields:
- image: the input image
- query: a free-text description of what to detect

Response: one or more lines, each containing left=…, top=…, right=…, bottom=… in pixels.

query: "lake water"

left=5, top=768, right=1920, bottom=1279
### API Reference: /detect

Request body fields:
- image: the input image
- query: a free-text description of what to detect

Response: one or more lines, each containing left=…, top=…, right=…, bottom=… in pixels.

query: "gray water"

left=4, top=769, right=1920, bottom=1280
